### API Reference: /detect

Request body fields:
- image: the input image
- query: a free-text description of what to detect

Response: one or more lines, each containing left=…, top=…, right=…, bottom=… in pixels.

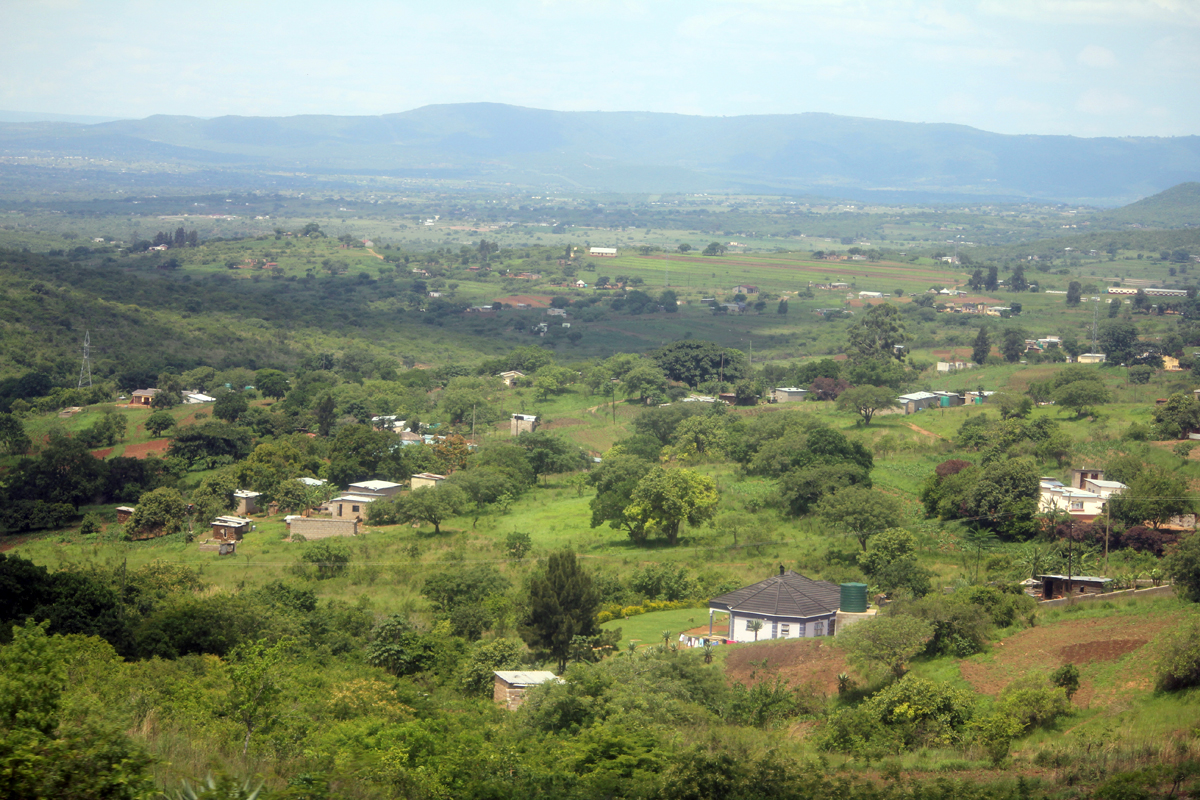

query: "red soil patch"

left=1058, top=638, right=1146, bottom=665
left=958, top=610, right=1184, bottom=708
left=90, top=447, right=114, bottom=459
left=121, top=439, right=170, bottom=458
left=492, top=294, right=553, bottom=308
left=723, top=638, right=851, bottom=695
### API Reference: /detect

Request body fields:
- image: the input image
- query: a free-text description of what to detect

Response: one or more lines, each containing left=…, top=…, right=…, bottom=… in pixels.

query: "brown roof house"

left=709, top=569, right=845, bottom=642
left=493, top=670, right=561, bottom=711
left=131, top=388, right=160, bottom=406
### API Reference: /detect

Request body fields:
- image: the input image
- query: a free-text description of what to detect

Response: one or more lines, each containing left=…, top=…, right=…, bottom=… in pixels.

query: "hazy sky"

left=3, top=0, right=1198, bottom=137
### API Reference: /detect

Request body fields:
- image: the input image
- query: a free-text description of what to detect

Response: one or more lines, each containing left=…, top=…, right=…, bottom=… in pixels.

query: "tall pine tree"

left=972, top=326, right=991, bottom=365
left=520, top=550, right=600, bottom=673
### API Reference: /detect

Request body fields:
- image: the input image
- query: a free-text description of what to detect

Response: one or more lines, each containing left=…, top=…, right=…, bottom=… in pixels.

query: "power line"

left=77, top=330, right=92, bottom=389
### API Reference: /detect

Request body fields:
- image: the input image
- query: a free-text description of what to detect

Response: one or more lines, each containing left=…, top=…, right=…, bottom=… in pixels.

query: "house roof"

left=212, top=515, right=252, bottom=526
left=1037, top=574, right=1111, bottom=583
left=132, top=388, right=160, bottom=397
left=898, top=391, right=938, bottom=402
left=410, top=473, right=446, bottom=481
left=296, top=477, right=327, bottom=486
left=1086, top=479, right=1127, bottom=490
left=512, top=414, right=538, bottom=421
left=493, top=670, right=560, bottom=686
left=234, top=490, right=262, bottom=498
left=709, top=570, right=841, bottom=619
left=331, top=494, right=382, bottom=503
left=349, top=480, right=404, bottom=491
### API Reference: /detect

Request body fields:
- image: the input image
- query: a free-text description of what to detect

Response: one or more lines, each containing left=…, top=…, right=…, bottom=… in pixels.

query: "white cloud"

left=1075, top=88, right=1137, bottom=114
left=1077, top=44, right=1118, bottom=67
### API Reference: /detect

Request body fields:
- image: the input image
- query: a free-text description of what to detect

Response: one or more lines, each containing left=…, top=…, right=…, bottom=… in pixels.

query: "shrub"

left=505, top=531, right=532, bottom=560
left=299, top=539, right=351, bottom=580
left=998, top=678, right=1072, bottom=730
left=1050, top=663, right=1081, bottom=700
left=1156, top=617, right=1200, bottom=691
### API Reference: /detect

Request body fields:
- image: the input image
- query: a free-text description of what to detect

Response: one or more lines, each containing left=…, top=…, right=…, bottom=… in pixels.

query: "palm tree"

left=746, top=619, right=764, bottom=642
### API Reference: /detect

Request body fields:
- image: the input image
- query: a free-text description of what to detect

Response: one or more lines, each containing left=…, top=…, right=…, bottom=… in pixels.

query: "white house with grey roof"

left=709, top=570, right=843, bottom=642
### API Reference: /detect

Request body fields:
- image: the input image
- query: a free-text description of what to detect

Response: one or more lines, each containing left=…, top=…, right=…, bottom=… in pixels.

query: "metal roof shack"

left=1037, top=574, right=1112, bottom=600
left=493, top=670, right=561, bottom=710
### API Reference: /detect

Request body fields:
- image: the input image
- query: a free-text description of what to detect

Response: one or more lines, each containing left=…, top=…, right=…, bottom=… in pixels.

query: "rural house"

left=588, top=247, right=617, bottom=257
left=493, top=671, right=561, bottom=710
left=347, top=480, right=404, bottom=498
left=771, top=387, right=808, bottom=403
left=131, top=388, right=160, bottom=406
left=410, top=473, right=446, bottom=491
left=499, top=370, right=526, bottom=386
left=709, top=569, right=868, bottom=642
left=210, top=515, right=253, bottom=542
left=330, top=494, right=380, bottom=521
left=896, top=391, right=940, bottom=414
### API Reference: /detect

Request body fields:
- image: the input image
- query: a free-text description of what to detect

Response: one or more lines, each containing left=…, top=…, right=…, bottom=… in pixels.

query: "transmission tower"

left=77, top=330, right=93, bottom=388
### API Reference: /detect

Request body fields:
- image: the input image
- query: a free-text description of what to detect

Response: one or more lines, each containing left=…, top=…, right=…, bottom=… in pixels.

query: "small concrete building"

left=233, top=490, right=262, bottom=515
left=588, top=247, right=617, bottom=257
left=410, top=473, right=447, bottom=491
left=1077, top=353, right=1107, bottom=364
left=771, top=387, right=808, bottom=403
left=210, top=515, right=253, bottom=542
left=182, top=391, right=215, bottom=404
left=511, top=413, right=539, bottom=436
left=493, top=671, right=560, bottom=710
left=347, top=480, right=404, bottom=498
left=115, top=506, right=135, bottom=524
left=330, top=494, right=380, bottom=521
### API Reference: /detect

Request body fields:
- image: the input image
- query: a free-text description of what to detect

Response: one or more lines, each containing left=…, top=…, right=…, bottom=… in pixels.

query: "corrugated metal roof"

left=493, top=670, right=560, bottom=686
left=709, top=571, right=841, bottom=618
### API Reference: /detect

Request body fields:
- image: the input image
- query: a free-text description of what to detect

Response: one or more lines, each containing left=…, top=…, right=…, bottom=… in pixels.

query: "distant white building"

left=589, top=247, right=617, bottom=257
left=858, top=291, right=884, bottom=299
left=1077, top=353, right=1107, bottom=364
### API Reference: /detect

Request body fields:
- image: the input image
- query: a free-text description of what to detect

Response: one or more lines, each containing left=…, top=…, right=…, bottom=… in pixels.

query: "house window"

left=798, top=622, right=806, bottom=637
left=814, top=620, right=825, bottom=637
left=352, top=505, right=360, bottom=513
left=1070, top=501, right=1083, bottom=511
left=780, top=624, right=790, bottom=638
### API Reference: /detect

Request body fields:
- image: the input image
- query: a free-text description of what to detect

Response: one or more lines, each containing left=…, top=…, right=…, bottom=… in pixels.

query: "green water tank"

left=840, top=583, right=868, bottom=613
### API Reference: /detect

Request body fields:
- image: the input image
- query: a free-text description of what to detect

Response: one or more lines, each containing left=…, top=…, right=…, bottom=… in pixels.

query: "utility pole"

left=77, top=330, right=93, bottom=388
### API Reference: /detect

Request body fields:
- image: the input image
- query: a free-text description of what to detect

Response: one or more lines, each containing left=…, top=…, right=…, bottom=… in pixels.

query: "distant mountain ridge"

left=2, top=103, right=1199, bottom=205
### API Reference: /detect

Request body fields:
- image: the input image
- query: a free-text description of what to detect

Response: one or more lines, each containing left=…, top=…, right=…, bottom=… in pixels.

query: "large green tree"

left=836, top=385, right=898, bottom=425
left=520, top=550, right=601, bottom=673
left=588, top=454, right=656, bottom=539
left=846, top=304, right=907, bottom=363
left=650, top=340, right=748, bottom=386
left=815, top=485, right=905, bottom=551
left=1052, top=380, right=1111, bottom=418
left=127, top=487, right=188, bottom=537
left=836, top=614, right=934, bottom=679
left=1099, top=319, right=1139, bottom=364
left=624, top=467, right=719, bottom=546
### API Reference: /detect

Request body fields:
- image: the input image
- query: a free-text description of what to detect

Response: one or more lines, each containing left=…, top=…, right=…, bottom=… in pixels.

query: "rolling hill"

left=2, top=103, right=1199, bottom=204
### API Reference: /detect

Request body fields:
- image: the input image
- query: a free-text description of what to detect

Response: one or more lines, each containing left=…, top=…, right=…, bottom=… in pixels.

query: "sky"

left=3, top=0, right=1199, bottom=138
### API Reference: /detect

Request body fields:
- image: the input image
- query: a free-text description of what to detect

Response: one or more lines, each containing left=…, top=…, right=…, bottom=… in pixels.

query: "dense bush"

left=1156, top=616, right=1200, bottom=691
